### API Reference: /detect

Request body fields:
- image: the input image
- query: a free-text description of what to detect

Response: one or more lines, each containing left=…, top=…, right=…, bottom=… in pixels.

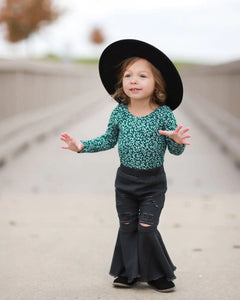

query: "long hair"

left=111, top=57, right=167, bottom=106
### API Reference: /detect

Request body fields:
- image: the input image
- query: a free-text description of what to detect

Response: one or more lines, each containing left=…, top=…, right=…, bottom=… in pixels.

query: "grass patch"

left=173, top=61, right=199, bottom=71
left=38, top=54, right=99, bottom=64
left=38, top=54, right=197, bottom=68
left=74, top=58, right=99, bottom=64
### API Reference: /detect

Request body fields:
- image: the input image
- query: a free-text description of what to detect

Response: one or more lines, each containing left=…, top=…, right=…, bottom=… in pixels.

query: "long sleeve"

left=79, top=107, right=119, bottom=153
left=163, top=106, right=185, bottom=156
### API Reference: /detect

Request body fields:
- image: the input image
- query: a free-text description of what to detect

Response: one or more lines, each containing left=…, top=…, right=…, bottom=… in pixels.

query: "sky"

left=0, top=0, right=240, bottom=64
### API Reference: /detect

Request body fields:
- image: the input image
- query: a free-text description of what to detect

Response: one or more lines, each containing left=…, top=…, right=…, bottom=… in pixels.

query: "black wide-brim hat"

left=99, top=39, right=183, bottom=110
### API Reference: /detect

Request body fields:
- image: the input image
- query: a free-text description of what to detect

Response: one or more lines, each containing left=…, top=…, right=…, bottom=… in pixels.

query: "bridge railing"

left=181, top=61, right=240, bottom=167
left=0, top=60, right=88, bottom=121
left=0, top=60, right=101, bottom=166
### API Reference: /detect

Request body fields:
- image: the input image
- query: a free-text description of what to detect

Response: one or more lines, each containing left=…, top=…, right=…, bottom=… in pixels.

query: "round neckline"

left=126, top=105, right=161, bottom=119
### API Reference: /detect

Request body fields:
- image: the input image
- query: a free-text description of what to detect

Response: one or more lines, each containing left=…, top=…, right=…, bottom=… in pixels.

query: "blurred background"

left=0, top=0, right=240, bottom=64
left=0, top=2, right=240, bottom=300
left=0, top=0, right=240, bottom=194
left=0, top=0, right=240, bottom=63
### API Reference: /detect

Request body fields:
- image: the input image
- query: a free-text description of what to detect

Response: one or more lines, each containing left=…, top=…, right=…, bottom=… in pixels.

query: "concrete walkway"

left=0, top=68, right=240, bottom=300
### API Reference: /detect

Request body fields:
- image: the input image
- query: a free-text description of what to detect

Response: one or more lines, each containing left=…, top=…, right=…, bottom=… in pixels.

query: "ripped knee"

left=119, top=219, right=138, bottom=232
left=139, top=212, right=154, bottom=228
left=119, top=211, right=138, bottom=232
left=138, top=222, right=155, bottom=232
left=139, top=222, right=151, bottom=227
left=138, top=214, right=157, bottom=232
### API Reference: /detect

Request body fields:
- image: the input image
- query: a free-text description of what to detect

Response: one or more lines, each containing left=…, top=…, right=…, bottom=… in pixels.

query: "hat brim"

left=98, top=39, right=183, bottom=110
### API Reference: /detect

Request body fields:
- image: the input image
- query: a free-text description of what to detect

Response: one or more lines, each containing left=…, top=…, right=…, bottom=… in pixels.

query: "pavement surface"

left=0, top=66, right=240, bottom=300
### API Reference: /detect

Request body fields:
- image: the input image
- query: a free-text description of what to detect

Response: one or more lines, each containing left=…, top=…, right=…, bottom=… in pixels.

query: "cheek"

left=122, top=80, right=129, bottom=93
left=148, top=81, right=155, bottom=93
left=122, top=78, right=127, bottom=86
left=143, top=81, right=155, bottom=93
left=123, top=87, right=130, bottom=97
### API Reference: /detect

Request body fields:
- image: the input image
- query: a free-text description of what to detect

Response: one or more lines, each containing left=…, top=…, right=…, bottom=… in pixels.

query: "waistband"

left=119, top=164, right=164, bottom=177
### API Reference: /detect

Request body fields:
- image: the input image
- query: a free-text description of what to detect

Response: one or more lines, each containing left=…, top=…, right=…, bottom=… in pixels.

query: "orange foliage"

left=90, top=27, right=105, bottom=44
left=0, top=0, right=59, bottom=43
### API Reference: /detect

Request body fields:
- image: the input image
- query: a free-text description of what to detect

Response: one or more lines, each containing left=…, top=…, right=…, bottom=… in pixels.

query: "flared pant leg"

left=109, top=165, right=176, bottom=283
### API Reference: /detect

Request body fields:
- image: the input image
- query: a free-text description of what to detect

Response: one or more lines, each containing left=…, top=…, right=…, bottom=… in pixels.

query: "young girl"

left=60, top=39, right=190, bottom=292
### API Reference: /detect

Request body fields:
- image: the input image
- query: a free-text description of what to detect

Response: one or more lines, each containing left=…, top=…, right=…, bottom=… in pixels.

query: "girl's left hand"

left=159, top=125, right=191, bottom=145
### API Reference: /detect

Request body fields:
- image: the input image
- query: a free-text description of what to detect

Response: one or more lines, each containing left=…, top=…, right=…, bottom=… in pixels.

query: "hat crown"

left=99, top=39, right=183, bottom=110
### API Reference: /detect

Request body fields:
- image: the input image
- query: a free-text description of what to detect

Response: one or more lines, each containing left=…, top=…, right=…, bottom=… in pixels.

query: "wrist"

left=77, top=141, right=84, bottom=152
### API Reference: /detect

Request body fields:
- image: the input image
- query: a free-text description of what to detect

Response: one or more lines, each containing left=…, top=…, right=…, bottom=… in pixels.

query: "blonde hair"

left=112, top=57, right=167, bottom=106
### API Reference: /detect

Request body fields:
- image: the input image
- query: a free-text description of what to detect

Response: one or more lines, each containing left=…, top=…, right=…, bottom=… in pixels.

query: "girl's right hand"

left=60, top=132, right=84, bottom=152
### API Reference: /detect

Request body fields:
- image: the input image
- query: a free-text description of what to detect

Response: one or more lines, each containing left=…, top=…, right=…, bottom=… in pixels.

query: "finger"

left=181, top=128, right=190, bottom=134
left=182, top=135, right=191, bottom=139
left=175, top=125, right=183, bottom=133
left=60, top=137, right=69, bottom=143
left=61, top=134, right=72, bottom=141
left=158, top=131, right=169, bottom=136
left=61, top=146, right=69, bottom=149
left=158, top=130, right=172, bottom=136
left=61, top=132, right=68, bottom=136
left=61, top=132, right=70, bottom=138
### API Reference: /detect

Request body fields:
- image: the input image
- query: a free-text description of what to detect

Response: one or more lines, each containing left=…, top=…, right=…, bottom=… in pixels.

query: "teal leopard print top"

left=80, top=103, right=185, bottom=169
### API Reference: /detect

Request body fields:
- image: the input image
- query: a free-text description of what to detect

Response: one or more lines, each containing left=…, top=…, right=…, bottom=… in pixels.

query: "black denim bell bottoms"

left=110, top=164, right=176, bottom=283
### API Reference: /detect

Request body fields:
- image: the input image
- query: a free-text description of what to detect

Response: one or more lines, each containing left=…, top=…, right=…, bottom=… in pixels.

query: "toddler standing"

left=61, top=39, right=190, bottom=292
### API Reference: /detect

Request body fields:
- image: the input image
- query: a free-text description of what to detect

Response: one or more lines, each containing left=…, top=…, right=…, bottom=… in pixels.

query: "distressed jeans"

left=110, top=164, right=176, bottom=283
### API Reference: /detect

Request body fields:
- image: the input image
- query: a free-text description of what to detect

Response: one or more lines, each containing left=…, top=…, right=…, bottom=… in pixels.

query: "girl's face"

left=122, top=58, right=155, bottom=103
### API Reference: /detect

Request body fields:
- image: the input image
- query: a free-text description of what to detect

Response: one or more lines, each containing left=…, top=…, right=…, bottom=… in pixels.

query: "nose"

left=130, top=76, right=137, bottom=84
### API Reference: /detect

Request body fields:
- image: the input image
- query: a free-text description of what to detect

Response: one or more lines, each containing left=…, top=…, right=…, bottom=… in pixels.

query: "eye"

left=124, top=73, right=131, bottom=78
left=140, top=74, right=147, bottom=78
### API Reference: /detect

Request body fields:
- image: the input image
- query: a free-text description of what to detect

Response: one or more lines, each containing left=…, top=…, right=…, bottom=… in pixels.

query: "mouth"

left=130, top=88, right=141, bottom=92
